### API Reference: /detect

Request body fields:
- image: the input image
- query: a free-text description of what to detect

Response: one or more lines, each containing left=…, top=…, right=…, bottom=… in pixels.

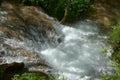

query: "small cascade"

left=0, top=3, right=113, bottom=80
left=41, top=20, right=113, bottom=80
left=0, top=6, right=60, bottom=64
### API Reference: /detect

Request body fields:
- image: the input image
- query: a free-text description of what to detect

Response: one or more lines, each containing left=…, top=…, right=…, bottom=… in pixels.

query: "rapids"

left=0, top=6, right=112, bottom=80
left=41, top=20, right=113, bottom=80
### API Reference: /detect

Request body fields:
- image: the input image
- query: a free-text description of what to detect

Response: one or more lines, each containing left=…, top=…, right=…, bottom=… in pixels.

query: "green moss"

left=108, top=26, right=120, bottom=44
left=20, top=0, right=93, bottom=21
left=101, top=47, right=107, bottom=54
left=101, top=64, right=120, bottom=80
left=109, top=25, right=120, bottom=63
left=12, top=73, right=55, bottom=80
left=102, top=24, right=120, bottom=80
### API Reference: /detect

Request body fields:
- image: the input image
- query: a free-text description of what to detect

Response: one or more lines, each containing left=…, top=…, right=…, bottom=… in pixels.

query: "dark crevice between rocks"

left=0, top=62, right=53, bottom=80
left=0, top=62, right=26, bottom=80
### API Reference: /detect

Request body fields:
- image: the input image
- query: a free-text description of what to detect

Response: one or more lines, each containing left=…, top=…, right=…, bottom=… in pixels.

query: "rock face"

left=0, top=1, right=57, bottom=79
left=0, top=1, right=57, bottom=62
left=0, top=1, right=54, bottom=40
left=89, top=0, right=120, bottom=28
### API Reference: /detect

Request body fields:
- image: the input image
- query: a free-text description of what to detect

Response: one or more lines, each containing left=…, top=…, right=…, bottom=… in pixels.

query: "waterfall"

left=0, top=7, right=113, bottom=80
left=41, top=20, right=113, bottom=80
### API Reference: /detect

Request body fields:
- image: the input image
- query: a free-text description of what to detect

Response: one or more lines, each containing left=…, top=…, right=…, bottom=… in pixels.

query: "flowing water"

left=41, top=20, right=113, bottom=80
left=0, top=9, right=113, bottom=80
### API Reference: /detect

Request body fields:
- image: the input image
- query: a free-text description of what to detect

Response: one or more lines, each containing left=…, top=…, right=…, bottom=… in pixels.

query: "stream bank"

left=88, top=0, right=120, bottom=28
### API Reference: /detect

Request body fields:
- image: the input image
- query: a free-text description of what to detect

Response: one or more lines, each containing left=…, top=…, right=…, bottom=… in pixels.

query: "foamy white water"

left=0, top=8, right=112, bottom=79
left=41, top=20, right=112, bottom=80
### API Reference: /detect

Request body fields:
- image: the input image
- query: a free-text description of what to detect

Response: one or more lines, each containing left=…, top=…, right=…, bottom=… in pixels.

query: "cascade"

left=0, top=7, right=113, bottom=80
left=41, top=20, right=113, bottom=80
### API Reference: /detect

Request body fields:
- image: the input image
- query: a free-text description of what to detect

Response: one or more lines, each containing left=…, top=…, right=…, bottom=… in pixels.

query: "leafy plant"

left=12, top=73, right=55, bottom=80
left=68, top=0, right=91, bottom=20
left=102, top=63, right=120, bottom=80
left=101, top=47, right=107, bottom=54
left=20, top=0, right=93, bottom=21
left=108, top=25, right=120, bottom=63
left=108, top=26, right=120, bottom=44
left=102, top=24, right=120, bottom=80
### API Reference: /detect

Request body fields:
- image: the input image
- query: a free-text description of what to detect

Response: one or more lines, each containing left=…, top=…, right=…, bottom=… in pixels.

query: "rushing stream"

left=41, top=20, right=113, bottom=80
left=0, top=8, right=113, bottom=80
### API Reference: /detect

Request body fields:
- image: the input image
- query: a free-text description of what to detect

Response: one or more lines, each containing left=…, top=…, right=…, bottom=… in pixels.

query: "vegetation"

left=12, top=73, right=55, bottom=80
left=108, top=25, right=120, bottom=63
left=102, top=24, right=120, bottom=80
left=11, top=73, right=66, bottom=80
left=20, top=0, right=93, bottom=22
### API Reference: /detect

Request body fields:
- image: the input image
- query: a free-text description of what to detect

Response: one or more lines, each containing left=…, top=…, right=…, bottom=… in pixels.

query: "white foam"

left=40, top=21, right=112, bottom=80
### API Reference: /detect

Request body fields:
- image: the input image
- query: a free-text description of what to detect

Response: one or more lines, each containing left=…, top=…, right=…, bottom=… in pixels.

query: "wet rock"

left=0, top=1, right=56, bottom=41
left=0, top=43, right=47, bottom=64
left=0, top=50, right=5, bottom=57
left=0, top=1, right=57, bottom=63
left=0, top=58, right=3, bottom=63
left=0, top=1, right=57, bottom=79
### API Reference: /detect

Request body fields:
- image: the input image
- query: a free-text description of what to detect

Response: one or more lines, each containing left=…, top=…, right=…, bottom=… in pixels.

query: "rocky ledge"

left=0, top=1, right=58, bottom=80
left=0, top=62, right=52, bottom=80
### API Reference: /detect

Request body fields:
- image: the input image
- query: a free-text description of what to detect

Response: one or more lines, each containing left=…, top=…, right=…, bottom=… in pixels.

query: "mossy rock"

left=0, top=62, right=52, bottom=80
left=12, top=72, right=52, bottom=80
